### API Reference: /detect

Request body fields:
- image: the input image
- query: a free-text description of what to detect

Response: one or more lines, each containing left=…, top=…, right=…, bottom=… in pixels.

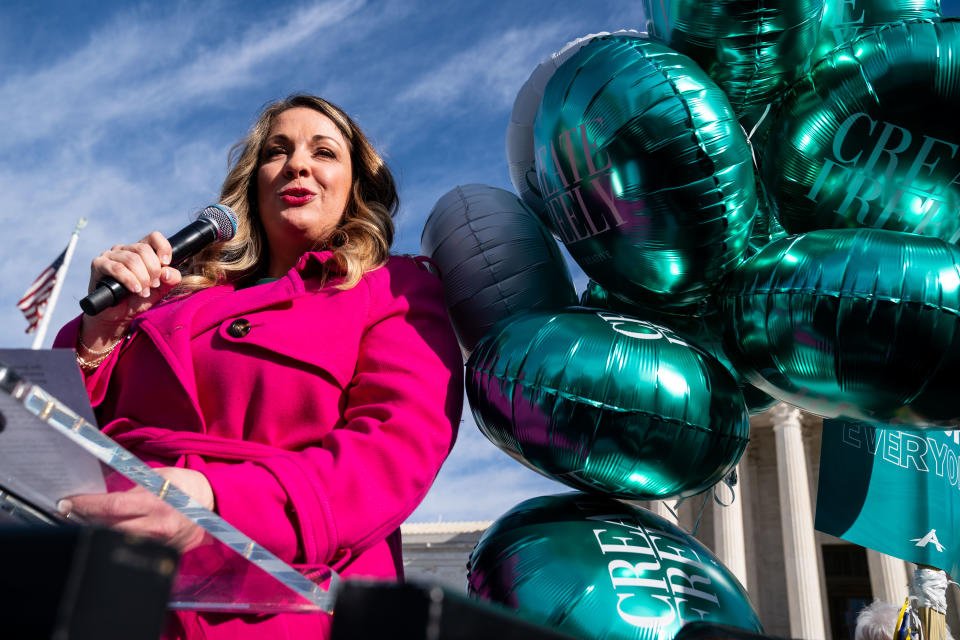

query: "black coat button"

left=227, top=318, right=251, bottom=338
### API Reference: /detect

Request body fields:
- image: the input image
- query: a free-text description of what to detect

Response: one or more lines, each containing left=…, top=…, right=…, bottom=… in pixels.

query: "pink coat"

left=55, top=251, right=463, bottom=639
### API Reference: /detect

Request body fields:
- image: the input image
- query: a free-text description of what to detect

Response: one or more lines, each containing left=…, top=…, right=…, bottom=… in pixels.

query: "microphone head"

left=199, top=204, right=239, bottom=242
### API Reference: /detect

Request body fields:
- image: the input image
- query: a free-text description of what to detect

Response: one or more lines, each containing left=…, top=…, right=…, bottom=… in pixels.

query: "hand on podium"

left=58, top=466, right=214, bottom=552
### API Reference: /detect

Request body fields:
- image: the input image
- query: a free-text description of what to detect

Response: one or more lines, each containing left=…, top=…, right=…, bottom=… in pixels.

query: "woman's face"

left=257, top=107, right=353, bottom=275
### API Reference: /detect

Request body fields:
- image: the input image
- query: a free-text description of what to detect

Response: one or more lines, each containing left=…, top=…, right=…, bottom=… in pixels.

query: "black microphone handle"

left=79, top=218, right=219, bottom=316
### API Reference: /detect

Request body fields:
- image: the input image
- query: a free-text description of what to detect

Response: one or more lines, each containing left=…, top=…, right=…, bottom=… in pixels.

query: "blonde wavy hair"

left=180, top=94, right=397, bottom=291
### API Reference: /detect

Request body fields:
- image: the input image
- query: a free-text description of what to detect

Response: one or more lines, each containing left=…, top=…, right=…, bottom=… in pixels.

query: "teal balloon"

left=507, top=30, right=639, bottom=222
left=467, top=493, right=763, bottom=640
left=644, top=0, right=824, bottom=117
left=761, top=18, right=960, bottom=241
left=814, top=0, right=942, bottom=65
left=421, top=184, right=578, bottom=355
left=720, top=228, right=960, bottom=427
left=466, top=308, right=750, bottom=499
left=748, top=204, right=788, bottom=256
left=737, top=379, right=780, bottom=416
left=533, top=35, right=756, bottom=312
left=580, top=281, right=777, bottom=416
left=748, top=170, right=789, bottom=256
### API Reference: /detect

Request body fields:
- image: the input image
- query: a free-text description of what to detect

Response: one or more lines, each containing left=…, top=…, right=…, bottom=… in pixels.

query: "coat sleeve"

left=199, top=258, right=464, bottom=566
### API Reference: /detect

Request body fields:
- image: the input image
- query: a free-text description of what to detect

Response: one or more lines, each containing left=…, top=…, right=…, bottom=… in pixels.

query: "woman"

left=53, top=95, right=463, bottom=638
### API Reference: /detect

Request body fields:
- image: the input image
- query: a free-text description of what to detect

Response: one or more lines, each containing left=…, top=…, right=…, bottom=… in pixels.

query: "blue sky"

left=0, top=0, right=957, bottom=523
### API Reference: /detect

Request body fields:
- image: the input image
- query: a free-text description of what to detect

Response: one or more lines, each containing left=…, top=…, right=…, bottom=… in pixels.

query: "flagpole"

left=31, top=217, right=88, bottom=350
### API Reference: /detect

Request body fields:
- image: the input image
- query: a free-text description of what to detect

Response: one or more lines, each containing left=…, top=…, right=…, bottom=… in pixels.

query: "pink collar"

left=294, top=250, right=344, bottom=278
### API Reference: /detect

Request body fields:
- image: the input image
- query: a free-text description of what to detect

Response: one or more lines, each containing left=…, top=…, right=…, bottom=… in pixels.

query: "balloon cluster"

left=421, top=3, right=960, bottom=639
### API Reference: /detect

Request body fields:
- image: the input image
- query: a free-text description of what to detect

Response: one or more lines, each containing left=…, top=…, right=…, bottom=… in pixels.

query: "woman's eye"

left=264, top=146, right=286, bottom=158
left=314, top=148, right=335, bottom=158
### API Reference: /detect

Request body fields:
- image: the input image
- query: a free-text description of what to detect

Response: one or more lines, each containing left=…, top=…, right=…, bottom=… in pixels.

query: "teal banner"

left=815, top=419, right=960, bottom=578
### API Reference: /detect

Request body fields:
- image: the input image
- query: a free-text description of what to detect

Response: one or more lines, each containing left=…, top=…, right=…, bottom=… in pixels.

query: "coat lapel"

left=128, top=251, right=353, bottom=409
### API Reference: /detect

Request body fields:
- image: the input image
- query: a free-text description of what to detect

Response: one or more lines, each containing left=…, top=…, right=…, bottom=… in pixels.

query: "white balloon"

left=505, top=30, right=641, bottom=218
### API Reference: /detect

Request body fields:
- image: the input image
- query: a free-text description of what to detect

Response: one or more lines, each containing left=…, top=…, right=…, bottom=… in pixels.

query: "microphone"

left=80, top=204, right=239, bottom=316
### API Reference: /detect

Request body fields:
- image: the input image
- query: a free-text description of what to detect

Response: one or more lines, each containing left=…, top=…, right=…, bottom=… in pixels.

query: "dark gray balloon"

left=421, top=184, right=578, bottom=354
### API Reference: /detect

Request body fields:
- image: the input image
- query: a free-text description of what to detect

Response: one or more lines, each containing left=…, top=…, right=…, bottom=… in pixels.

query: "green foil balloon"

left=467, top=493, right=763, bottom=640
left=814, top=0, right=942, bottom=65
left=644, top=0, right=824, bottom=117
left=533, top=35, right=756, bottom=312
left=748, top=167, right=789, bottom=256
left=580, top=281, right=777, bottom=416
left=508, top=30, right=639, bottom=222
left=720, top=228, right=960, bottom=427
left=761, top=18, right=960, bottom=241
left=466, top=308, right=750, bottom=499
left=747, top=202, right=788, bottom=256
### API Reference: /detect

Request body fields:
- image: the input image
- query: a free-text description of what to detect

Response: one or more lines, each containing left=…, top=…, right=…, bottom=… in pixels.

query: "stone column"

left=772, top=403, right=827, bottom=640
left=867, top=550, right=909, bottom=605
left=713, top=465, right=749, bottom=590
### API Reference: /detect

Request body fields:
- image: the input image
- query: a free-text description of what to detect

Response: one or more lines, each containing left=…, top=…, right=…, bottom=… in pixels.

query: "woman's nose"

left=283, top=149, right=310, bottom=177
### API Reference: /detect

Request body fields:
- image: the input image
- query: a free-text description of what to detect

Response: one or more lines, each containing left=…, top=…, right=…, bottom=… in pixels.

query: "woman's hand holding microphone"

left=70, top=231, right=214, bottom=553
left=78, top=231, right=182, bottom=353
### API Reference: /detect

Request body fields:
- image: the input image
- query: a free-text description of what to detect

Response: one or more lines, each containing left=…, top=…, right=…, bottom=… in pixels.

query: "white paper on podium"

left=0, top=350, right=105, bottom=523
left=0, top=390, right=106, bottom=520
left=0, top=350, right=338, bottom=613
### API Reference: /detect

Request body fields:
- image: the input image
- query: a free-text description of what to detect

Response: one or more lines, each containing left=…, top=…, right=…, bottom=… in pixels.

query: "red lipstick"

left=279, top=187, right=316, bottom=205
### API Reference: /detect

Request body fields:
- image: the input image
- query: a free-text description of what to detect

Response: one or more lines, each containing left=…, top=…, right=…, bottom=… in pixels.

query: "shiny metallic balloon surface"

left=761, top=18, right=960, bottom=241
left=644, top=0, right=824, bottom=117
left=507, top=30, right=638, bottom=221
left=814, top=0, right=941, bottom=64
left=748, top=166, right=788, bottom=257
left=466, top=308, right=750, bottom=499
left=720, top=228, right=960, bottom=427
left=580, top=281, right=777, bottom=416
left=467, top=493, right=763, bottom=640
left=420, top=184, right=578, bottom=355
left=533, top=35, right=756, bottom=312
left=747, top=202, right=788, bottom=257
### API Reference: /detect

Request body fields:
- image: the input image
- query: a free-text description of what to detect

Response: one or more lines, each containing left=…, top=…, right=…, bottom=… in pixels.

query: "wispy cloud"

left=0, top=0, right=365, bottom=151
left=397, top=22, right=570, bottom=110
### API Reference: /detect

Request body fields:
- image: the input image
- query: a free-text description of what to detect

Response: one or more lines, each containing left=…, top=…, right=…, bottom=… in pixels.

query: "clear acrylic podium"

left=0, top=351, right=338, bottom=614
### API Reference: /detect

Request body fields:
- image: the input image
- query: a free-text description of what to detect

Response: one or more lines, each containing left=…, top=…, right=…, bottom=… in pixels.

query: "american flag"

left=17, top=248, right=67, bottom=333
